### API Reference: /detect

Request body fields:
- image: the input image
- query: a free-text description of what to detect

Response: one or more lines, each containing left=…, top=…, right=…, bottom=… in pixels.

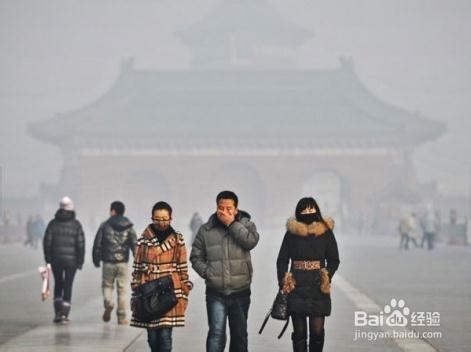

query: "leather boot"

left=309, top=329, right=325, bottom=352
left=53, top=298, right=63, bottom=323
left=60, top=301, right=71, bottom=324
left=292, top=332, right=307, bottom=352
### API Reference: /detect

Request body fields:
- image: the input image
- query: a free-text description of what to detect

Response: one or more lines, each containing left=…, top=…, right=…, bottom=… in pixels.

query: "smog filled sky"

left=1, top=0, right=470, bottom=198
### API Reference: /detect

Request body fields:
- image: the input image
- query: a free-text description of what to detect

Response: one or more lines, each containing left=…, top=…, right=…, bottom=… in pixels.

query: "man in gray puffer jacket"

left=92, top=201, right=137, bottom=325
left=190, top=191, right=259, bottom=352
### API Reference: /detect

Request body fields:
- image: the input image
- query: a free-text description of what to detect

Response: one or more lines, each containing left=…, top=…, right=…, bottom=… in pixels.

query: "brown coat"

left=130, top=226, right=192, bottom=329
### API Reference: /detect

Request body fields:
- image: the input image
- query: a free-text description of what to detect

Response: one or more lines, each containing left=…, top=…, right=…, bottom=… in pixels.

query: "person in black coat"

left=43, top=196, right=85, bottom=324
left=276, top=197, right=340, bottom=352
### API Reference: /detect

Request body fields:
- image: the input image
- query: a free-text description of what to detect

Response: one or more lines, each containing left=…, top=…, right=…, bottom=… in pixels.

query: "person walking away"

left=43, top=196, right=85, bottom=324
left=93, top=201, right=137, bottom=324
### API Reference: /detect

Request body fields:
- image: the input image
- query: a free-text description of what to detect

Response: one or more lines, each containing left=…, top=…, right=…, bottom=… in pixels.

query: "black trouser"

left=291, top=315, right=325, bottom=351
left=52, top=265, right=77, bottom=302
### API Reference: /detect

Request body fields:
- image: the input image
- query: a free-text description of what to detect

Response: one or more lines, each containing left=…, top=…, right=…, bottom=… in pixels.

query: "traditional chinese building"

left=30, top=0, right=445, bottom=231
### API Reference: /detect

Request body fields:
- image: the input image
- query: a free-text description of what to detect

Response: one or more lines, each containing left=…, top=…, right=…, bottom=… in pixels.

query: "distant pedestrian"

left=408, top=213, right=420, bottom=248
left=92, top=201, right=137, bottom=325
left=398, top=216, right=411, bottom=250
left=32, top=214, right=46, bottom=249
left=43, top=196, right=85, bottom=324
left=24, top=215, right=35, bottom=248
left=420, top=206, right=437, bottom=250
left=189, top=212, right=203, bottom=244
left=434, top=210, right=442, bottom=238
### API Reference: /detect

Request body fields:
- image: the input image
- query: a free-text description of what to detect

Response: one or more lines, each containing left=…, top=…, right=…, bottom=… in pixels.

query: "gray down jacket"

left=190, top=211, right=259, bottom=296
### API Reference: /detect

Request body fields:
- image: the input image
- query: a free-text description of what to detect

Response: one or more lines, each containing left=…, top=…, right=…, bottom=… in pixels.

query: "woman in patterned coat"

left=131, top=201, right=193, bottom=352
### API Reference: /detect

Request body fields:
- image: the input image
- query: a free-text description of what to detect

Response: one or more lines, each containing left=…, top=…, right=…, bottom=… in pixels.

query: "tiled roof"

left=29, top=65, right=446, bottom=150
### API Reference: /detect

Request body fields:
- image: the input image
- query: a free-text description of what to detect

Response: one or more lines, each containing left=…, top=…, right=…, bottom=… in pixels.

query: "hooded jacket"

left=43, top=209, right=85, bottom=268
left=92, top=215, right=137, bottom=266
left=190, top=210, right=259, bottom=296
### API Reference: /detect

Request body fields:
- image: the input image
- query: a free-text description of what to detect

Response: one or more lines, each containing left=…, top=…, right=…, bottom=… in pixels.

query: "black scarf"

left=296, top=212, right=322, bottom=225
left=151, top=224, right=174, bottom=242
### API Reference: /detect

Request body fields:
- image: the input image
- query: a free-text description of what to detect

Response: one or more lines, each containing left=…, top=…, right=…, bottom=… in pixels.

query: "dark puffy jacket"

left=92, top=215, right=137, bottom=266
left=276, top=217, right=340, bottom=316
left=190, top=211, right=259, bottom=296
left=43, top=209, right=85, bottom=268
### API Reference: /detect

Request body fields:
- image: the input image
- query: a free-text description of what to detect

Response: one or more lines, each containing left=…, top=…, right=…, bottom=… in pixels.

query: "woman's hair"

left=151, top=201, right=173, bottom=217
left=295, top=197, right=330, bottom=228
left=295, top=197, right=319, bottom=217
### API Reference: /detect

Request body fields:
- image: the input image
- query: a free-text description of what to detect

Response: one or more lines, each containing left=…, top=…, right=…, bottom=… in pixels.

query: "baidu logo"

left=383, top=298, right=409, bottom=327
left=353, top=298, right=442, bottom=341
left=355, top=298, right=412, bottom=327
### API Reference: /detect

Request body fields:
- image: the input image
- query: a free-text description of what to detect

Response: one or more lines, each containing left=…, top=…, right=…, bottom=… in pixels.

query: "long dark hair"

left=295, top=197, right=330, bottom=229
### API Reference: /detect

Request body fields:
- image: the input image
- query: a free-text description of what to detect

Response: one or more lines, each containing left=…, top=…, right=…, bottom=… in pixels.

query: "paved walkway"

left=0, top=296, right=141, bottom=352
left=0, top=274, right=404, bottom=352
left=2, top=234, right=468, bottom=351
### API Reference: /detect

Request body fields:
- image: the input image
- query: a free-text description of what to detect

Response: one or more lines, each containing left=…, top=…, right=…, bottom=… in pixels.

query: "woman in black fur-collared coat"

left=276, top=197, right=340, bottom=352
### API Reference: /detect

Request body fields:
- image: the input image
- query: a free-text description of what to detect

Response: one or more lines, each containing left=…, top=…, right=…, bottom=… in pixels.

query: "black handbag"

left=131, top=275, right=178, bottom=322
left=258, top=291, right=290, bottom=339
left=131, top=235, right=179, bottom=322
left=271, top=291, right=289, bottom=320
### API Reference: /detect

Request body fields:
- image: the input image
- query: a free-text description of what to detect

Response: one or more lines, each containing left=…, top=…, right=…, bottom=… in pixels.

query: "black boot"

left=53, top=298, right=63, bottom=323
left=60, top=301, right=71, bottom=324
left=309, top=329, right=325, bottom=352
left=292, top=332, right=307, bottom=352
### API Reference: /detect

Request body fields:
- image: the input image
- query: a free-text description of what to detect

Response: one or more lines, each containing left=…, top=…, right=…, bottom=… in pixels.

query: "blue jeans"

left=147, top=328, right=172, bottom=352
left=206, top=293, right=250, bottom=352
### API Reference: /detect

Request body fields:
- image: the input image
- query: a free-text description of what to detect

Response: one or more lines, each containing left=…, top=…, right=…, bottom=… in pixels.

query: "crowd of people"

left=397, top=206, right=467, bottom=251
left=41, top=191, right=340, bottom=352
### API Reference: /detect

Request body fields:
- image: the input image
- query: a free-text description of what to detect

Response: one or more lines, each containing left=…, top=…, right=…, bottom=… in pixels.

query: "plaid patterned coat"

left=130, top=226, right=192, bottom=329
